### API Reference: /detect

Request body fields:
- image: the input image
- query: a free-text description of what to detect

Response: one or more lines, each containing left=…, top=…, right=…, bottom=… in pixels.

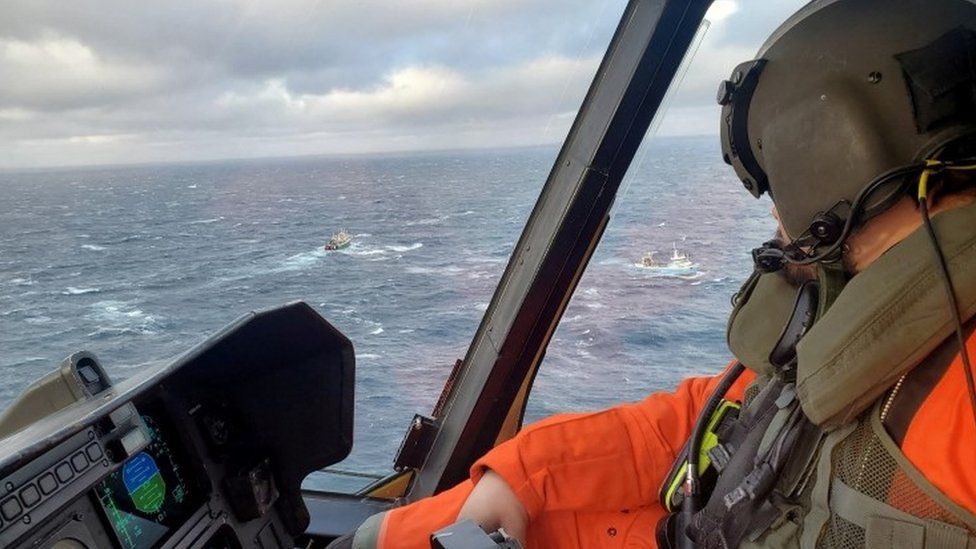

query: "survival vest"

left=662, top=200, right=976, bottom=548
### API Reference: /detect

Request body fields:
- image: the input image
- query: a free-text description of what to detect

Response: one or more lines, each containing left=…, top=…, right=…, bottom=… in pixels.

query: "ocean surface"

left=0, top=136, right=773, bottom=491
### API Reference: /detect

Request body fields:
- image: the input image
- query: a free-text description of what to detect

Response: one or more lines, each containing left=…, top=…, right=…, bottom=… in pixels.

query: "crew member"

left=332, top=0, right=976, bottom=546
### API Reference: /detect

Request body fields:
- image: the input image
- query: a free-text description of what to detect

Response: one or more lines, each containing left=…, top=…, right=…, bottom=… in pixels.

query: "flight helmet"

left=719, top=0, right=976, bottom=243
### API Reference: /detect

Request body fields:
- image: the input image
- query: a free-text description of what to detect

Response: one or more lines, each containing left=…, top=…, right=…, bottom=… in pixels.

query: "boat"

left=324, top=229, right=352, bottom=250
left=636, top=243, right=699, bottom=276
left=638, top=250, right=660, bottom=268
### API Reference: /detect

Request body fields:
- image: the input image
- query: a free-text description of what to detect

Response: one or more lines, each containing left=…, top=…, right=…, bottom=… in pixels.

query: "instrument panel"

left=0, top=302, right=355, bottom=549
left=95, top=403, right=208, bottom=549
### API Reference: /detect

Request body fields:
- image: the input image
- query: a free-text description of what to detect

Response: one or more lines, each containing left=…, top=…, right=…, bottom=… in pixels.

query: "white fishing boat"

left=324, top=229, right=353, bottom=251
left=635, top=243, right=699, bottom=276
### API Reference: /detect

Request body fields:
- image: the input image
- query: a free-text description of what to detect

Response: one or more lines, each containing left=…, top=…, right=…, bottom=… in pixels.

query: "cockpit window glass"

left=524, top=0, right=807, bottom=423
left=0, top=1, right=628, bottom=494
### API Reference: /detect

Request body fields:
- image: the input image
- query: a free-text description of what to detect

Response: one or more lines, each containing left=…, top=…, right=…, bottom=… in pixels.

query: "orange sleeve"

left=380, top=364, right=755, bottom=548
left=470, top=363, right=755, bottom=519
left=380, top=480, right=475, bottom=548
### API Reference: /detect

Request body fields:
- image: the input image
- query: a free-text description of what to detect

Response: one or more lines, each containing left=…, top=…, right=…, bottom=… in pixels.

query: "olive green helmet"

left=719, top=0, right=976, bottom=240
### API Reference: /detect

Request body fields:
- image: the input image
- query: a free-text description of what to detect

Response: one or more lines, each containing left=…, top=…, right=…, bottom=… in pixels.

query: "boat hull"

left=634, top=263, right=700, bottom=277
left=324, top=241, right=351, bottom=251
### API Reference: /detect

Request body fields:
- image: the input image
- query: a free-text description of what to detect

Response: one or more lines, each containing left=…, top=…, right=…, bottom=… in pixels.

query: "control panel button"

left=119, top=427, right=148, bottom=458
left=19, top=484, right=40, bottom=507
left=85, top=442, right=103, bottom=462
left=108, top=405, right=134, bottom=428
left=1, top=497, right=22, bottom=521
left=37, top=473, right=57, bottom=495
left=55, top=462, right=74, bottom=483
left=70, top=452, right=89, bottom=473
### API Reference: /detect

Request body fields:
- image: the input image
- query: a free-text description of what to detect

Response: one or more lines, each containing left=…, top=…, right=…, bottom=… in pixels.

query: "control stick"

left=430, top=520, right=523, bottom=549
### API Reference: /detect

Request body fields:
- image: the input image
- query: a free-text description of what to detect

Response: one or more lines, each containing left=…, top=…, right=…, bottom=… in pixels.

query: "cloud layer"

left=0, top=0, right=804, bottom=168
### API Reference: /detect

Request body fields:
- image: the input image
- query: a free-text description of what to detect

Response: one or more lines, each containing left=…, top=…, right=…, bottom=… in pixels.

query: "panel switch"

left=19, top=484, right=40, bottom=507
left=1, top=497, right=22, bottom=521
left=55, top=462, right=74, bottom=483
left=37, top=473, right=58, bottom=495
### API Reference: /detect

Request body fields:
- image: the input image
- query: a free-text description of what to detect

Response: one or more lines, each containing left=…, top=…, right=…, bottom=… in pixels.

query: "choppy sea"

left=0, top=136, right=773, bottom=490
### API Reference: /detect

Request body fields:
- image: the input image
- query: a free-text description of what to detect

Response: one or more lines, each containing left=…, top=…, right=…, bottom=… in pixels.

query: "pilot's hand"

left=457, top=469, right=528, bottom=545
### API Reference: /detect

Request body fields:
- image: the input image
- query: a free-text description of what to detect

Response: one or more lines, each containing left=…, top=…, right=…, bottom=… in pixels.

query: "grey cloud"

left=0, top=0, right=807, bottom=168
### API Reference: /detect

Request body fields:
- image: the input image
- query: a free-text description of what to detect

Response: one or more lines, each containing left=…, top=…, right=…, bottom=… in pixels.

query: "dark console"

left=0, top=302, right=355, bottom=549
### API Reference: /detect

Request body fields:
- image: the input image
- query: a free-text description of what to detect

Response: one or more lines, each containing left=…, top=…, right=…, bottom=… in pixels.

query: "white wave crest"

left=89, top=300, right=160, bottom=335
left=63, top=287, right=100, bottom=295
left=406, top=215, right=448, bottom=226
left=406, top=265, right=464, bottom=276
left=271, top=248, right=333, bottom=272
left=81, top=244, right=106, bottom=251
left=386, top=243, right=423, bottom=252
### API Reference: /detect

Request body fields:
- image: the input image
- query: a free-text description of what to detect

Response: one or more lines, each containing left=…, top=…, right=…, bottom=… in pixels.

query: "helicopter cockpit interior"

left=0, top=0, right=736, bottom=547
left=0, top=303, right=355, bottom=549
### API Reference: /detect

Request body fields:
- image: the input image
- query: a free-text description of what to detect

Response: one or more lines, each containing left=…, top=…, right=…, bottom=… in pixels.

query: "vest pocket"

left=864, top=516, right=974, bottom=549
left=864, top=517, right=924, bottom=549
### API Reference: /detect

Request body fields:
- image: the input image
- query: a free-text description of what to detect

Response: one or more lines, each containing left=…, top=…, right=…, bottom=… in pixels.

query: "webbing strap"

left=831, top=478, right=918, bottom=528
left=800, top=424, right=855, bottom=549
left=831, top=479, right=976, bottom=549
left=923, top=519, right=976, bottom=549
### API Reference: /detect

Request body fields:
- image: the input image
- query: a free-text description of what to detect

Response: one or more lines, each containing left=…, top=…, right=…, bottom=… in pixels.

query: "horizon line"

left=0, top=133, right=718, bottom=175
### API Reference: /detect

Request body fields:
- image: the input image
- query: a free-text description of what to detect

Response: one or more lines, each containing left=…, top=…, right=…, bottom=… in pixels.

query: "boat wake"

left=276, top=249, right=330, bottom=271
left=341, top=242, right=423, bottom=257
left=342, top=246, right=386, bottom=257
left=634, top=266, right=705, bottom=281
left=386, top=243, right=423, bottom=252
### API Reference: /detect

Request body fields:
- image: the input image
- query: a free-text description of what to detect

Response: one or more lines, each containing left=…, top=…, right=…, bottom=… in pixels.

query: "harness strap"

left=799, top=423, right=856, bottom=549
left=690, top=383, right=814, bottom=548
left=831, top=479, right=976, bottom=549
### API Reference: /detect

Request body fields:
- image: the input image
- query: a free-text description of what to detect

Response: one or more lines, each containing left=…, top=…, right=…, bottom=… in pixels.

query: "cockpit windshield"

left=0, top=0, right=804, bottom=498
left=526, top=0, right=807, bottom=417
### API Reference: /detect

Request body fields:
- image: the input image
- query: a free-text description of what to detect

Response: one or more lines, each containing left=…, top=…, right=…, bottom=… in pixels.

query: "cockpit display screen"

left=96, top=404, right=207, bottom=549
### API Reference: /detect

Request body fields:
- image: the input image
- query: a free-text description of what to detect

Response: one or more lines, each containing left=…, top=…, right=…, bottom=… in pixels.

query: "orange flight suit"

left=377, top=334, right=976, bottom=548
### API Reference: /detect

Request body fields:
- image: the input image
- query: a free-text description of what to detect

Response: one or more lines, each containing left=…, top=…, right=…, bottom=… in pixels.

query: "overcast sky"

left=0, top=0, right=806, bottom=169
